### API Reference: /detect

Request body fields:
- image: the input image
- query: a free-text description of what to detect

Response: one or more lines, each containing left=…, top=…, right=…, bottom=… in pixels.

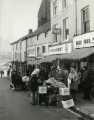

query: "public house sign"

left=27, top=47, right=36, bottom=57
left=73, top=31, right=94, bottom=49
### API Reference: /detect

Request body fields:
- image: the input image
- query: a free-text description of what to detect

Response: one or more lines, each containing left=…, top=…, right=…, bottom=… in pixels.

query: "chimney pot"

left=29, top=29, right=33, bottom=34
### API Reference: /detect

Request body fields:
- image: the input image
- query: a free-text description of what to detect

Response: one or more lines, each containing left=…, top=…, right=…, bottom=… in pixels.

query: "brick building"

left=38, top=0, right=50, bottom=27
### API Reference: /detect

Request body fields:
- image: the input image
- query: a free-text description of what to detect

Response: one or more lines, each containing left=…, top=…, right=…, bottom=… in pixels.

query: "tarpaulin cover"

left=41, top=47, right=94, bottom=62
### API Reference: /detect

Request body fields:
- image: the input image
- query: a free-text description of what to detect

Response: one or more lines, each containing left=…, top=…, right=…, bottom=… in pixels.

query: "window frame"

left=53, top=24, right=58, bottom=43
left=42, top=46, right=46, bottom=53
left=62, top=0, right=66, bottom=9
left=81, top=6, right=90, bottom=34
left=53, top=0, right=58, bottom=16
left=63, top=17, right=69, bottom=41
left=37, top=47, right=40, bottom=56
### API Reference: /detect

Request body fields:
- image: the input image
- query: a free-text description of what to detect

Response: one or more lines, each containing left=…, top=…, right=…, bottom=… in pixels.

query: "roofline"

left=10, top=34, right=29, bottom=45
left=28, top=22, right=51, bottom=38
left=10, top=22, right=51, bottom=45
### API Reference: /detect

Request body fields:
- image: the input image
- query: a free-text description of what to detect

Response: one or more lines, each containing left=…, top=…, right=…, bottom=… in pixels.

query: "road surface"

left=0, top=78, right=79, bottom=120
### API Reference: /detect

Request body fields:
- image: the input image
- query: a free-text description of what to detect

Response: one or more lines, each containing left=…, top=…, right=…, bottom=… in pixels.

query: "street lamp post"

left=19, top=40, right=22, bottom=75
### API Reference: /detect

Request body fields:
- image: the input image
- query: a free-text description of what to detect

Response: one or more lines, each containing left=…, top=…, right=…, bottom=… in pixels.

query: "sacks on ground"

left=46, top=77, right=66, bottom=88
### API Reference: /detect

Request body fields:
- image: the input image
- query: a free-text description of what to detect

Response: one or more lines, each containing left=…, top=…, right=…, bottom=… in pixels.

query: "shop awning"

left=58, top=47, right=94, bottom=60
left=41, top=47, right=94, bottom=62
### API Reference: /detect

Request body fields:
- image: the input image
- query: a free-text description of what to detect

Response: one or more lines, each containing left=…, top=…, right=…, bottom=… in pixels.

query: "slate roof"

left=10, top=22, right=51, bottom=45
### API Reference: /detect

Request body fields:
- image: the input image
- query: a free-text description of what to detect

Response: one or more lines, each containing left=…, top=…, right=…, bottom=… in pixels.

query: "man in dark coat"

left=30, top=69, right=40, bottom=105
left=82, top=67, right=93, bottom=100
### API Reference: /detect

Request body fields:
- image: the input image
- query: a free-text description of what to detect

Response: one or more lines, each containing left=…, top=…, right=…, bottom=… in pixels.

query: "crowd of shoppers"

left=10, top=62, right=94, bottom=105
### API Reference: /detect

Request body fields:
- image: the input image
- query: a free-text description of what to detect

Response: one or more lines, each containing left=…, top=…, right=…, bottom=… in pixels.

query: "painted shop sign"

left=49, top=43, right=72, bottom=55
left=74, top=31, right=94, bottom=48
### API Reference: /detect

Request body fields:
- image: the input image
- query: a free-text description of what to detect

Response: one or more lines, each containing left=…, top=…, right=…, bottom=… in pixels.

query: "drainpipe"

left=20, top=40, right=22, bottom=75
left=75, top=0, right=77, bottom=36
left=26, top=38, right=27, bottom=72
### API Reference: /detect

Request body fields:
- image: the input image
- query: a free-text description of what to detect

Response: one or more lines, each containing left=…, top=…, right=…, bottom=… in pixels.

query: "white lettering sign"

left=59, top=88, right=70, bottom=96
left=49, top=43, right=72, bottom=55
left=74, top=32, right=94, bottom=49
left=62, top=99, right=74, bottom=109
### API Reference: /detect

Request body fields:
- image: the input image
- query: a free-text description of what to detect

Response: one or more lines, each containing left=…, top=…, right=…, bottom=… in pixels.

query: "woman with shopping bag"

left=68, top=66, right=78, bottom=101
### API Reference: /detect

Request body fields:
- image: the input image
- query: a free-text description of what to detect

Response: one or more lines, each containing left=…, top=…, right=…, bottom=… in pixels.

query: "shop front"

left=73, top=31, right=94, bottom=71
left=40, top=31, right=94, bottom=72
left=40, top=42, right=73, bottom=70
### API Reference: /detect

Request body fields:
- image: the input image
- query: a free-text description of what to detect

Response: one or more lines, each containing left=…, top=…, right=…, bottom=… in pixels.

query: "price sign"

left=62, top=99, right=74, bottom=109
left=59, top=88, right=70, bottom=96
left=38, top=86, right=47, bottom=94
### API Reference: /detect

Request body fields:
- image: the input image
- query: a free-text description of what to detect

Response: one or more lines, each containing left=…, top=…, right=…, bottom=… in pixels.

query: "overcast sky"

left=0, top=0, right=42, bottom=52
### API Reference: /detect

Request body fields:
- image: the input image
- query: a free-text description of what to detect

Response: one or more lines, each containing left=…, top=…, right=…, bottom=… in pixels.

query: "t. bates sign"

left=73, top=32, right=94, bottom=49
left=49, top=43, right=72, bottom=55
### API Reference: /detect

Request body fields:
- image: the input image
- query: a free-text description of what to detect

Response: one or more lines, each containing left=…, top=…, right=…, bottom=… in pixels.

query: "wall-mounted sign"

left=49, top=43, right=72, bottom=55
left=27, top=47, right=36, bottom=57
left=74, top=31, right=94, bottom=49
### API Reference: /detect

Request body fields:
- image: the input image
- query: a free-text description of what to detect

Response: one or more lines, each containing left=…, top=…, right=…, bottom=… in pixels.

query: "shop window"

left=42, top=46, right=46, bottom=53
left=62, top=0, right=66, bottom=8
left=76, top=41, right=82, bottom=45
left=84, top=39, right=90, bottom=44
left=63, top=18, right=69, bottom=41
left=53, top=0, right=58, bottom=16
left=81, top=6, right=90, bottom=33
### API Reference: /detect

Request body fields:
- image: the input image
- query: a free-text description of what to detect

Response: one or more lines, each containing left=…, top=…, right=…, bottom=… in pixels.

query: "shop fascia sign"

left=49, top=43, right=72, bottom=55
left=73, top=32, right=94, bottom=49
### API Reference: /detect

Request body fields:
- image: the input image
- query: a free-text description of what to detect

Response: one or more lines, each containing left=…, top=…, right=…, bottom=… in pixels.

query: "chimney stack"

left=28, top=29, right=33, bottom=34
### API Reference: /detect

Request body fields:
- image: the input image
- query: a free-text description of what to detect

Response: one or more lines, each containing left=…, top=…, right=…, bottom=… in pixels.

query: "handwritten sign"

left=59, top=88, right=70, bottom=96
left=62, top=99, right=74, bottom=109
left=38, top=86, right=47, bottom=94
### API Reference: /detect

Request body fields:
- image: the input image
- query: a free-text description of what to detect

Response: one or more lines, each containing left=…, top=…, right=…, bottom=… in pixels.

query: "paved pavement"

left=0, top=78, right=79, bottom=120
left=76, top=93, right=94, bottom=117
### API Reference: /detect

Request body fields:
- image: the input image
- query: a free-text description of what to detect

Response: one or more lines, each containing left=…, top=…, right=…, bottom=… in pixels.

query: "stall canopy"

left=41, top=47, right=94, bottom=63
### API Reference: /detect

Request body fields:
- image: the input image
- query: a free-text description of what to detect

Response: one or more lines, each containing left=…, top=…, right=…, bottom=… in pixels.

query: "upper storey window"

left=62, top=0, right=66, bottom=8
left=81, top=6, right=90, bottom=33
left=53, top=0, right=58, bottom=16
left=63, top=17, right=69, bottom=41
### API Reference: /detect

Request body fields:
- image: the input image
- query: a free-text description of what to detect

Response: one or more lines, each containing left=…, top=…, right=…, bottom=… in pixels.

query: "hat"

left=31, top=68, right=40, bottom=76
